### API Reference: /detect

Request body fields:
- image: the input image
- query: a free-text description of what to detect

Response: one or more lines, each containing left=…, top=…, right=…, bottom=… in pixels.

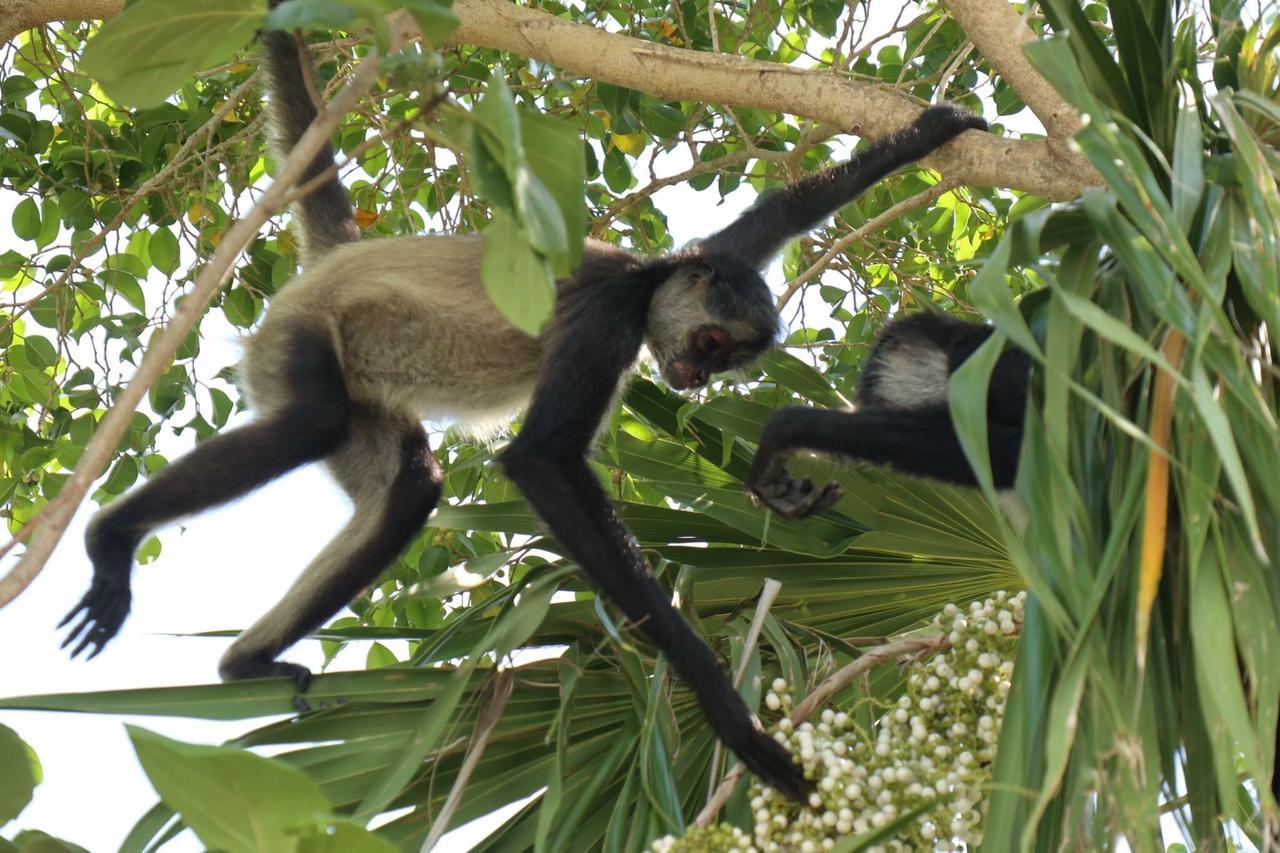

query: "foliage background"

left=0, top=0, right=1278, bottom=850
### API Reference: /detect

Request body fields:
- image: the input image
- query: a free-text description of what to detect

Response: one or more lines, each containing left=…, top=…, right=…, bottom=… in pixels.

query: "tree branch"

left=438, top=0, right=1097, bottom=200
left=938, top=0, right=1083, bottom=140
left=0, top=47, right=385, bottom=610
left=0, top=0, right=121, bottom=44
left=6, top=0, right=1099, bottom=201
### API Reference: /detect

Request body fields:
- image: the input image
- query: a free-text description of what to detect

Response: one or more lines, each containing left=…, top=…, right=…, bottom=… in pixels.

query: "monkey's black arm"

left=748, top=406, right=1023, bottom=519
left=701, top=105, right=987, bottom=269
left=500, top=286, right=810, bottom=800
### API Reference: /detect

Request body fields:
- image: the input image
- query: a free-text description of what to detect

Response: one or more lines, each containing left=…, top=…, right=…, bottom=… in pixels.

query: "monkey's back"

left=244, top=233, right=545, bottom=427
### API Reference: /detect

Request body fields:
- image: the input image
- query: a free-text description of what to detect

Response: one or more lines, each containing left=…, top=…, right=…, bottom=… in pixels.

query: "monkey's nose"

left=691, top=368, right=708, bottom=387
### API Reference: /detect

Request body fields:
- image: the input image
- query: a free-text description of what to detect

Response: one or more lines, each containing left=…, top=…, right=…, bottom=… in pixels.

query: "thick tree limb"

left=939, top=0, right=1083, bottom=140
left=0, top=47, right=385, bottom=609
left=6, top=0, right=1098, bottom=200
left=0, top=0, right=120, bottom=44
left=438, top=0, right=1096, bottom=200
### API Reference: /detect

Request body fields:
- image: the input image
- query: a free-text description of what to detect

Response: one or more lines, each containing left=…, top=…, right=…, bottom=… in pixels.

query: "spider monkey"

left=748, top=317, right=1280, bottom=813
left=748, top=312, right=1031, bottom=518
left=58, top=18, right=987, bottom=799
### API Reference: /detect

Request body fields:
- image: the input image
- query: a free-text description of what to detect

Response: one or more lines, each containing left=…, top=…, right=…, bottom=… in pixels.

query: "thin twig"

left=695, top=633, right=950, bottom=827
left=0, top=48, right=385, bottom=610
left=775, top=179, right=958, bottom=312
left=420, top=671, right=515, bottom=852
left=706, top=578, right=784, bottom=802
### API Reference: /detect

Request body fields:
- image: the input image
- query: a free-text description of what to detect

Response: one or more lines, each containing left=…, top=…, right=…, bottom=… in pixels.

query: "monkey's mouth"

left=663, top=360, right=708, bottom=390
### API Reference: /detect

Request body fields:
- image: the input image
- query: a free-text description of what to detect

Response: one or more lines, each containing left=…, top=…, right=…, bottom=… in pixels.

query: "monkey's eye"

left=697, top=328, right=727, bottom=354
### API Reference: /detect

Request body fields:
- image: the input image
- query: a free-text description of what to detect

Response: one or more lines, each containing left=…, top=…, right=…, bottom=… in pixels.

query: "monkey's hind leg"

left=61, top=326, right=351, bottom=659
left=218, top=409, right=442, bottom=695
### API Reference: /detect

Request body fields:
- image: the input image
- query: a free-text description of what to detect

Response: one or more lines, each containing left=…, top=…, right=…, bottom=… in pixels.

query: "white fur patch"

left=874, top=342, right=950, bottom=408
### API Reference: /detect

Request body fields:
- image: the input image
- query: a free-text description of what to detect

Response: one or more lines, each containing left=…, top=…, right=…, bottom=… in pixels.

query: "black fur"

left=499, top=260, right=808, bottom=797
left=259, top=28, right=359, bottom=259
left=703, top=105, right=987, bottom=268
left=748, top=314, right=1029, bottom=518
left=60, top=325, right=351, bottom=658
left=61, top=13, right=990, bottom=801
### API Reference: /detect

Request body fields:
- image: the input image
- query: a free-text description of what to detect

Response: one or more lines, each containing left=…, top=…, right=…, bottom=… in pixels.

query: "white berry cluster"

left=652, top=590, right=1026, bottom=852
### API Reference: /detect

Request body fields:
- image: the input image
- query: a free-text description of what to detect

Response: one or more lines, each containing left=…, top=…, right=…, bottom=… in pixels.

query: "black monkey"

left=748, top=316, right=1280, bottom=818
left=58, top=21, right=987, bottom=798
left=748, top=312, right=1030, bottom=518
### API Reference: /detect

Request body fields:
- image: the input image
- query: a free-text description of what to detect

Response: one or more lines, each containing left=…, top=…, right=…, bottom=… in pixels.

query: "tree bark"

left=3, top=0, right=1098, bottom=200
left=940, top=0, right=1082, bottom=139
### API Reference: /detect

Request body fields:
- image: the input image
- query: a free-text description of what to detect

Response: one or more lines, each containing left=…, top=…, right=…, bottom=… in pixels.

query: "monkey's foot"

left=58, top=576, right=131, bottom=659
left=733, top=728, right=813, bottom=803
left=221, top=655, right=313, bottom=712
left=749, top=470, right=842, bottom=519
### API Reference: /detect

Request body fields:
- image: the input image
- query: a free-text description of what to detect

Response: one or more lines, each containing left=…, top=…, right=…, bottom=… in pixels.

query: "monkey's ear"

left=685, top=263, right=715, bottom=287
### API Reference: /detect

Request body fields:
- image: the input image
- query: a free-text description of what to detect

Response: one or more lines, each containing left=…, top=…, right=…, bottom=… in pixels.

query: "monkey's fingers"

left=790, top=481, right=843, bottom=518
left=735, top=730, right=813, bottom=803
left=59, top=580, right=130, bottom=659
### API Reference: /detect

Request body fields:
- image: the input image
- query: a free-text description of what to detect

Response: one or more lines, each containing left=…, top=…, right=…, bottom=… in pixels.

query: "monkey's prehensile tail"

left=260, top=27, right=360, bottom=266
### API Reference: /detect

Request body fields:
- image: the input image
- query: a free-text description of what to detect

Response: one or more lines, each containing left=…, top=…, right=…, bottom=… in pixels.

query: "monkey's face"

left=661, top=325, right=729, bottom=390
left=648, top=260, right=778, bottom=392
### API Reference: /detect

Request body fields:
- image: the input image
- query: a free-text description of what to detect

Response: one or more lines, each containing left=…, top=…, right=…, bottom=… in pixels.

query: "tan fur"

left=245, top=235, right=690, bottom=432
left=247, top=235, right=535, bottom=429
left=221, top=409, right=425, bottom=668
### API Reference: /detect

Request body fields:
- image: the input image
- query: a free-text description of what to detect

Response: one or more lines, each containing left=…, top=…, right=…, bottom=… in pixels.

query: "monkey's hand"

left=749, top=469, right=843, bottom=519
left=910, top=104, right=989, bottom=152
left=58, top=576, right=131, bottom=659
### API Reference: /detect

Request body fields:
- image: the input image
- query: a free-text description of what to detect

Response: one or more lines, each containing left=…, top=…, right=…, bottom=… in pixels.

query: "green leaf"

left=474, top=68, right=521, bottom=179
left=490, top=571, right=560, bottom=659
left=128, top=726, right=330, bottom=852
left=520, top=111, right=586, bottom=270
left=12, top=197, right=39, bottom=241
left=0, top=723, right=39, bottom=824
left=297, top=819, right=397, bottom=853
left=81, top=0, right=264, bottom=108
left=35, top=199, right=60, bottom=249
left=103, top=455, right=140, bottom=494
left=58, top=188, right=95, bottom=230
left=480, top=210, right=555, bottom=336
left=401, top=0, right=459, bottom=47
left=222, top=287, right=259, bottom=328
left=23, top=335, right=58, bottom=370
left=209, top=387, right=234, bottom=427
left=148, top=367, right=188, bottom=418
left=149, top=227, right=180, bottom=276
left=105, top=271, right=146, bottom=313
left=467, top=131, right=514, bottom=210
left=515, top=167, right=569, bottom=257
left=640, top=102, right=685, bottom=137
left=264, top=0, right=356, bottom=30
left=760, top=350, right=846, bottom=408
